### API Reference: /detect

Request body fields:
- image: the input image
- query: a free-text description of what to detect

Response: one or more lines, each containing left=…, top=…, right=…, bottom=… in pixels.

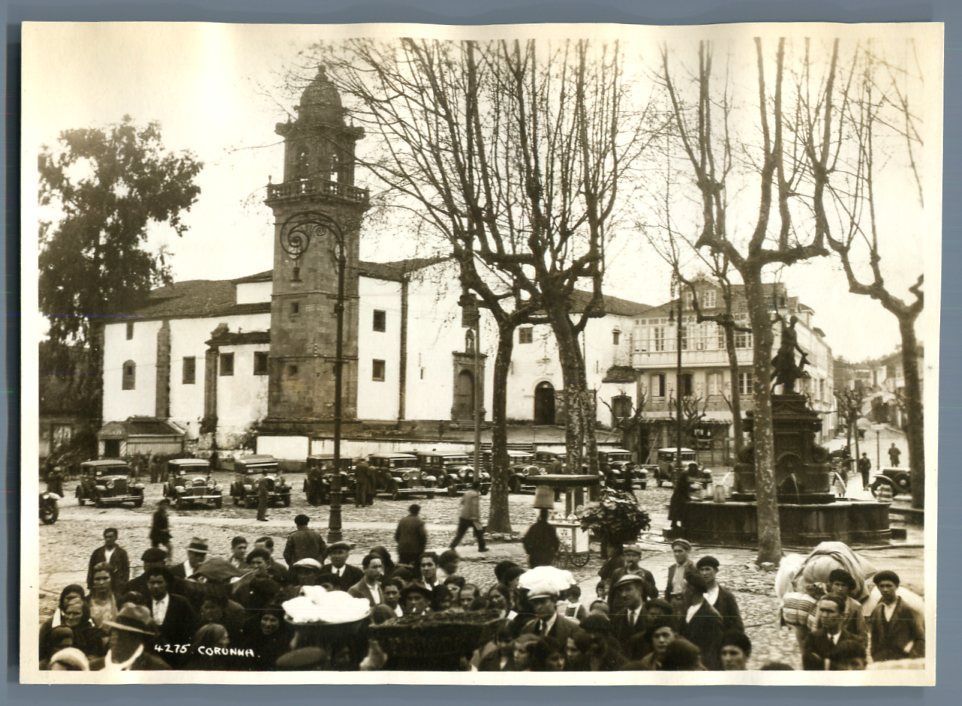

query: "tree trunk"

left=487, top=322, right=515, bottom=532
left=898, top=316, right=925, bottom=509
left=549, top=311, right=599, bottom=474
left=724, top=325, right=744, bottom=457
left=744, top=277, right=783, bottom=564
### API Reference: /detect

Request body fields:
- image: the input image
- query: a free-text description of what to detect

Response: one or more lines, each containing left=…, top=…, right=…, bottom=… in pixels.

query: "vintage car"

left=417, top=451, right=491, bottom=495
left=369, top=453, right=438, bottom=500
left=229, top=455, right=292, bottom=508
left=598, top=448, right=645, bottom=490
left=76, top=459, right=146, bottom=508
left=163, top=458, right=223, bottom=509
left=870, top=467, right=912, bottom=498
left=303, top=455, right=355, bottom=506
left=650, top=447, right=712, bottom=488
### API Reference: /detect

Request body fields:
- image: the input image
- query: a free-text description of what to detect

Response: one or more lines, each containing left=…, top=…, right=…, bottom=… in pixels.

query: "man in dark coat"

left=696, top=556, right=744, bottom=634
left=87, top=527, right=131, bottom=595
left=144, top=566, right=197, bottom=666
left=869, top=570, right=925, bottom=662
left=149, top=499, right=172, bottom=555
left=610, top=574, right=648, bottom=653
left=91, top=604, right=170, bottom=671
left=355, top=460, right=375, bottom=506
left=680, top=571, right=724, bottom=670
left=522, top=509, right=560, bottom=568
left=283, top=514, right=327, bottom=567
left=668, top=467, right=692, bottom=531
left=256, top=474, right=271, bottom=521
left=803, top=595, right=858, bottom=670
left=858, top=453, right=872, bottom=490
left=395, top=504, right=428, bottom=566
left=348, top=554, right=385, bottom=608
left=521, top=590, right=580, bottom=644
left=888, top=443, right=901, bottom=467
left=128, top=548, right=189, bottom=601
left=318, top=541, right=363, bottom=591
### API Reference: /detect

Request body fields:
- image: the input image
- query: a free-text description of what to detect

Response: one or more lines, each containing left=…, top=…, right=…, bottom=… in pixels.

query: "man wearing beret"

left=680, top=571, right=724, bottom=670
left=869, top=570, right=925, bottom=662
left=696, top=556, right=744, bottom=634
left=610, top=574, right=649, bottom=652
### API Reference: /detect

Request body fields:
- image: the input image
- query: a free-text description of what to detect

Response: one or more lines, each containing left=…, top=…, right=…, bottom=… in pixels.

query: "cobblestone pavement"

left=36, top=472, right=924, bottom=668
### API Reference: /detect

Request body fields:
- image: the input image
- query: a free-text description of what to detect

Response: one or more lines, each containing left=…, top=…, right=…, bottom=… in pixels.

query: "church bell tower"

left=264, top=65, right=368, bottom=425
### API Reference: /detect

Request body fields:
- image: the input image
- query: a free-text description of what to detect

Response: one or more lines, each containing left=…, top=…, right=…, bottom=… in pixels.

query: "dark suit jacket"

left=611, top=608, right=647, bottom=653
left=87, top=545, right=131, bottom=594
left=348, top=579, right=383, bottom=608
left=283, top=528, right=327, bottom=567
left=869, top=598, right=925, bottom=662
left=681, top=600, right=724, bottom=670
left=152, top=593, right=197, bottom=652
left=802, top=628, right=858, bottom=670
left=395, top=514, right=428, bottom=558
left=319, top=563, right=364, bottom=592
left=521, top=615, right=580, bottom=644
left=709, top=586, right=744, bottom=634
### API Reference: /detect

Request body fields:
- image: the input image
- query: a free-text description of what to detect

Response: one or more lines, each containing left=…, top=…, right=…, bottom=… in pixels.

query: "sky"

left=21, top=22, right=942, bottom=362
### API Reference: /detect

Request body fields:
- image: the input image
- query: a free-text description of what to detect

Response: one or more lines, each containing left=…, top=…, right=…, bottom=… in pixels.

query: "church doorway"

left=534, top=382, right=556, bottom=425
left=453, top=369, right=475, bottom=421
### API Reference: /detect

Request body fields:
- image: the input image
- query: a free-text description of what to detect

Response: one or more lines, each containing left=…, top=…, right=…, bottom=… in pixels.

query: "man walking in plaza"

left=449, top=481, right=487, bottom=552
left=888, top=442, right=902, bottom=467
left=87, top=527, right=130, bottom=595
left=256, top=473, right=271, bottom=522
left=283, top=514, right=327, bottom=567
left=395, top=504, right=428, bottom=567
left=858, top=453, right=872, bottom=490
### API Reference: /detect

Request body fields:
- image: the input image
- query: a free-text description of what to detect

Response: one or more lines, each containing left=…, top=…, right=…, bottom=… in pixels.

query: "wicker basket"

left=369, top=611, right=501, bottom=670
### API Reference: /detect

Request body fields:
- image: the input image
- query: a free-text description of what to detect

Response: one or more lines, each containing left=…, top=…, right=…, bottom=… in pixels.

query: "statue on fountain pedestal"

left=771, top=314, right=810, bottom=394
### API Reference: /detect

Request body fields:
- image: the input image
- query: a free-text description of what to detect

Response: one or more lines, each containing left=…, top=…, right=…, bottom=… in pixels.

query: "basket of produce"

left=368, top=610, right=502, bottom=670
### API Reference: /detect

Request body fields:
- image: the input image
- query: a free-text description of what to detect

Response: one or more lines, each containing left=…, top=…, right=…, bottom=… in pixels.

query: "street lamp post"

left=670, top=275, right=684, bottom=477
left=280, top=211, right=347, bottom=542
left=459, top=291, right=482, bottom=483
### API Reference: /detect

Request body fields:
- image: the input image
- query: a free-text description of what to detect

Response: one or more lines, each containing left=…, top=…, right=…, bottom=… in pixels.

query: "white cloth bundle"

left=518, top=565, right=576, bottom=596
left=282, top=585, right=371, bottom=624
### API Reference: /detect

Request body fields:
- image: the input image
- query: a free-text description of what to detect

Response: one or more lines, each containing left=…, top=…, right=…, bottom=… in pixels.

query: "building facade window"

left=716, top=324, right=727, bottom=350
left=708, top=371, right=721, bottom=396
left=290, top=301, right=300, bottom=316
left=519, top=327, right=533, bottom=344
left=678, top=373, right=694, bottom=397
left=653, top=326, right=665, bottom=352
left=125, top=322, right=134, bottom=340
left=122, top=361, right=136, bottom=390
left=372, top=309, right=386, bottom=332
left=612, top=329, right=621, bottom=345
left=652, top=373, right=666, bottom=398
left=254, top=352, right=269, bottom=375
left=680, top=325, right=689, bottom=351
left=735, top=327, right=753, bottom=349
left=182, top=356, right=196, bottom=385
left=291, top=266, right=301, bottom=282
left=287, top=364, right=299, bottom=377
left=372, top=359, right=386, bottom=381
left=219, top=353, right=234, bottom=376
left=738, top=371, right=753, bottom=395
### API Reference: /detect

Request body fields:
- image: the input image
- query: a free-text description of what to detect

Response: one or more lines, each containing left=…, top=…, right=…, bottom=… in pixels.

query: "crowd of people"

left=38, top=505, right=924, bottom=674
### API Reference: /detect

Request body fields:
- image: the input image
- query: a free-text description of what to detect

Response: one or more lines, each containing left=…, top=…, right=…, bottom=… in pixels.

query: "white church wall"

left=215, top=342, right=271, bottom=444
left=102, top=319, right=162, bottom=422
left=356, top=276, right=402, bottom=420
left=234, top=280, right=272, bottom=304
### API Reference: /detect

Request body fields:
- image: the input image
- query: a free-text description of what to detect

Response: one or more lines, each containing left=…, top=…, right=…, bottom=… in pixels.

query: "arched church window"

left=293, top=145, right=309, bottom=179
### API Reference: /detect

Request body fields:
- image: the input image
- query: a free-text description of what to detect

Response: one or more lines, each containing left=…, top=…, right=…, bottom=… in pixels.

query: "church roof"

left=570, top=290, right=652, bottom=317
left=122, top=279, right=272, bottom=322
left=297, top=65, right=344, bottom=125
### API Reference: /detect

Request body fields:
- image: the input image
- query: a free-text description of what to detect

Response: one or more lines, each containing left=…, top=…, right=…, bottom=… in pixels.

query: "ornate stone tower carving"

left=264, top=66, right=368, bottom=425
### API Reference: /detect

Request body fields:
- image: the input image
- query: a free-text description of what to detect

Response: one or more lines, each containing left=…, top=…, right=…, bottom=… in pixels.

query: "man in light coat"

left=449, top=481, right=487, bottom=552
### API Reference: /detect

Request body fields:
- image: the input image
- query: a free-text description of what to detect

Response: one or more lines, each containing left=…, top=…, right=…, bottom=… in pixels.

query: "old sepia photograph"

left=20, top=21, right=941, bottom=685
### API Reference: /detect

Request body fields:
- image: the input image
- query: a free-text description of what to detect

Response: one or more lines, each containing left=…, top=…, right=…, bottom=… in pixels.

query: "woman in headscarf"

left=242, top=603, right=292, bottom=670
left=39, top=585, right=103, bottom=661
left=185, top=623, right=234, bottom=670
left=87, top=562, right=119, bottom=629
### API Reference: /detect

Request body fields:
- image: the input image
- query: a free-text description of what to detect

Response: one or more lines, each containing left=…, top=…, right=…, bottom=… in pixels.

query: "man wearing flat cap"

left=869, top=570, right=924, bottom=662
left=283, top=514, right=327, bottom=568
left=813, top=569, right=866, bottom=641
left=665, top=539, right=696, bottom=615
left=621, top=545, right=659, bottom=602
left=89, top=604, right=170, bottom=671
left=696, top=556, right=744, bottom=634
left=319, top=541, right=363, bottom=591
left=611, top=573, right=649, bottom=652
left=521, top=590, right=580, bottom=644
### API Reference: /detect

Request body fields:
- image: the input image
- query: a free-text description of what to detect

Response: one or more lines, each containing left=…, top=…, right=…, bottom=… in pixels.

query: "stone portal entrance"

left=534, top=382, right=556, bottom=425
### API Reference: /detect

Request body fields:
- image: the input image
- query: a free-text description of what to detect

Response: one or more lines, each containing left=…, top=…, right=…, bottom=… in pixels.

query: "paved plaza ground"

left=35, top=468, right=924, bottom=669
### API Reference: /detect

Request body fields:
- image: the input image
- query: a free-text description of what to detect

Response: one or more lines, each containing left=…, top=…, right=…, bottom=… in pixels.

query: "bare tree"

left=835, top=383, right=867, bottom=466
left=803, top=42, right=926, bottom=509
left=599, top=386, right=657, bottom=460
left=312, top=39, right=653, bottom=505
left=661, top=39, right=839, bottom=563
